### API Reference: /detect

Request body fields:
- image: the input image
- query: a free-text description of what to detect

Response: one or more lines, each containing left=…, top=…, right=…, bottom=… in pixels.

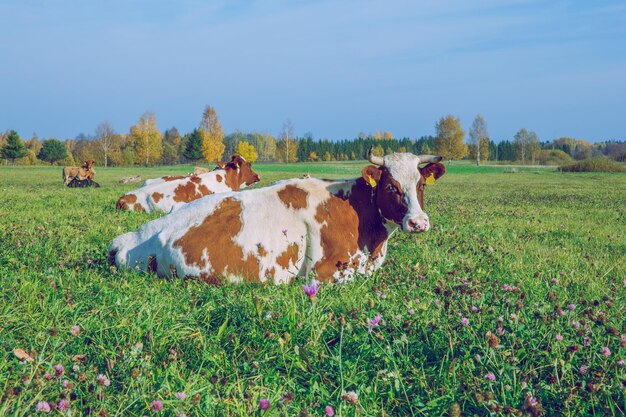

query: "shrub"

left=536, top=149, right=572, bottom=165
left=560, top=157, right=626, bottom=172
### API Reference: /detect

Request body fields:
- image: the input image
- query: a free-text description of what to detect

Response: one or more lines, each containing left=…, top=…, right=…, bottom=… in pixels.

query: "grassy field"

left=0, top=162, right=625, bottom=416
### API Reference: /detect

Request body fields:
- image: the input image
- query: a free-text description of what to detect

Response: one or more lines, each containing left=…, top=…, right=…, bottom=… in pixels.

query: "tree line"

left=2, top=109, right=625, bottom=166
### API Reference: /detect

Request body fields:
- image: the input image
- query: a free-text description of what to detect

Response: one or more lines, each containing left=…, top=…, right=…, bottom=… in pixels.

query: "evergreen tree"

left=38, top=138, right=68, bottom=165
left=1, top=130, right=28, bottom=163
left=183, top=129, right=203, bottom=161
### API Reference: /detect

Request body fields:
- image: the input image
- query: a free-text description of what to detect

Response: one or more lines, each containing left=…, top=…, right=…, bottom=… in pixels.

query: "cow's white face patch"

left=382, top=153, right=427, bottom=232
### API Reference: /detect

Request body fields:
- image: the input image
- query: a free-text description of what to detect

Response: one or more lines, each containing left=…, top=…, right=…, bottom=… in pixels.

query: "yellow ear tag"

left=424, top=173, right=436, bottom=185
left=367, top=176, right=377, bottom=188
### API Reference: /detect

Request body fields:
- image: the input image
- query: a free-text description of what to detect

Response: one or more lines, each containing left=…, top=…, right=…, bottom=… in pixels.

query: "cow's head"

left=82, top=160, right=95, bottom=170
left=362, top=149, right=445, bottom=233
left=217, top=154, right=261, bottom=190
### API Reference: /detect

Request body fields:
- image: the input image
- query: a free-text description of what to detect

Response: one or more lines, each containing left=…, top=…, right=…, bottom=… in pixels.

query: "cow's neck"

left=338, top=178, right=390, bottom=257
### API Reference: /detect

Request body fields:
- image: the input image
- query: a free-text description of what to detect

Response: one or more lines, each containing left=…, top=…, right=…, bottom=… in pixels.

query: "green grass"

left=0, top=163, right=625, bottom=416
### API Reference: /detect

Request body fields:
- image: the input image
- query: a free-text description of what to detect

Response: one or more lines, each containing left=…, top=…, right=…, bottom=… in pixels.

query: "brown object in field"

left=63, top=160, right=96, bottom=185
left=119, top=176, right=142, bottom=184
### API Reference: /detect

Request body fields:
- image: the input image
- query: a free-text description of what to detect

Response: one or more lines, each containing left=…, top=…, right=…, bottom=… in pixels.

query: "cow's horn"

left=368, top=146, right=384, bottom=166
left=417, top=155, right=443, bottom=165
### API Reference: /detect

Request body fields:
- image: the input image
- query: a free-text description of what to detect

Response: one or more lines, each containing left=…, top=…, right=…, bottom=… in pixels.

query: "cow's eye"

left=386, top=184, right=401, bottom=195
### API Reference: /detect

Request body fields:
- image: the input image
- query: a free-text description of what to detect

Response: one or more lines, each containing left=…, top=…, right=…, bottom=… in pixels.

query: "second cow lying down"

left=109, top=151, right=445, bottom=284
left=116, top=155, right=260, bottom=213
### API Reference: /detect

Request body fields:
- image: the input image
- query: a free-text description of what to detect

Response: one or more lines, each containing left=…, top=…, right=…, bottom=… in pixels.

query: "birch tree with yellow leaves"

left=434, top=115, right=467, bottom=161
left=200, top=105, right=225, bottom=163
left=235, top=141, right=258, bottom=163
left=130, top=112, right=163, bottom=166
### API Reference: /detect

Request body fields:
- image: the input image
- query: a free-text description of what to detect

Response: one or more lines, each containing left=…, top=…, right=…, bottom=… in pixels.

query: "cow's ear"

left=231, top=154, right=245, bottom=168
left=362, top=165, right=382, bottom=188
left=216, top=161, right=227, bottom=169
left=419, top=163, right=446, bottom=185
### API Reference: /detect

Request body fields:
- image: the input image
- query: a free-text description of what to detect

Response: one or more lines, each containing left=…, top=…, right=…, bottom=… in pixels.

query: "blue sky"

left=1, top=0, right=625, bottom=142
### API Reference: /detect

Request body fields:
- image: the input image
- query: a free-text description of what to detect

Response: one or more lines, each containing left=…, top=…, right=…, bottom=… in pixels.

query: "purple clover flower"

left=96, top=374, right=111, bottom=387
left=36, top=402, right=51, bottom=413
left=151, top=400, right=164, bottom=412
left=58, top=399, right=70, bottom=411
left=259, top=398, right=270, bottom=410
left=302, top=282, right=318, bottom=297
left=368, top=314, right=382, bottom=333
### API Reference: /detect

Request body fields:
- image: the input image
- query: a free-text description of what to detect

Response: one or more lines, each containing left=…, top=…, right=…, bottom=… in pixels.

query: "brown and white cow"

left=108, top=150, right=445, bottom=284
left=63, top=160, right=95, bottom=185
left=115, top=155, right=260, bottom=213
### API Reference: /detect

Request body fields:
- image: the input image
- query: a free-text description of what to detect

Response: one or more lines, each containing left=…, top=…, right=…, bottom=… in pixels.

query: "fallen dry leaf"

left=14, top=348, right=33, bottom=362
left=72, top=354, right=87, bottom=362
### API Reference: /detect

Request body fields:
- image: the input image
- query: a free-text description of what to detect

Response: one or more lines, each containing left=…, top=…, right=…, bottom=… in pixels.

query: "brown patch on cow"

left=173, top=198, right=261, bottom=282
left=363, top=166, right=408, bottom=225
left=278, top=185, right=308, bottom=210
left=313, top=181, right=389, bottom=281
left=190, top=175, right=202, bottom=184
left=257, top=244, right=267, bottom=257
left=133, top=204, right=145, bottom=213
left=216, top=174, right=223, bottom=182
left=152, top=192, right=164, bottom=203
left=116, top=193, right=137, bottom=210
left=173, top=181, right=199, bottom=203
left=313, top=196, right=360, bottom=281
left=163, top=175, right=186, bottom=182
left=266, top=267, right=276, bottom=279
left=276, top=243, right=299, bottom=270
left=173, top=179, right=213, bottom=203
left=148, top=256, right=158, bottom=273
left=351, top=180, right=391, bottom=260
left=198, top=184, right=211, bottom=196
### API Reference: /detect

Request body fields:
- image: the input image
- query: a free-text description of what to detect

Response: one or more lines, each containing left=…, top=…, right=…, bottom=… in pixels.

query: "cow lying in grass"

left=67, top=178, right=100, bottom=188
left=109, top=150, right=445, bottom=284
left=115, top=155, right=260, bottom=213
left=63, top=160, right=95, bottom=186
left=140, top=165, right=222, bottom=188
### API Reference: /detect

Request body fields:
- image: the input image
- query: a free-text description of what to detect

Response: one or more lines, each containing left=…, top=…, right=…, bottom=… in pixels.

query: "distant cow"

left=67, top=178, right=100, bottom=188
left=108, top=150, right=445, bottom=284
left=116, top=154, right=260, bottom=213
left=193, top=166, right=212, bottom=175
left=140, top=165, right=225, bottom=187
left=63, top=160, right=95, bottom=185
